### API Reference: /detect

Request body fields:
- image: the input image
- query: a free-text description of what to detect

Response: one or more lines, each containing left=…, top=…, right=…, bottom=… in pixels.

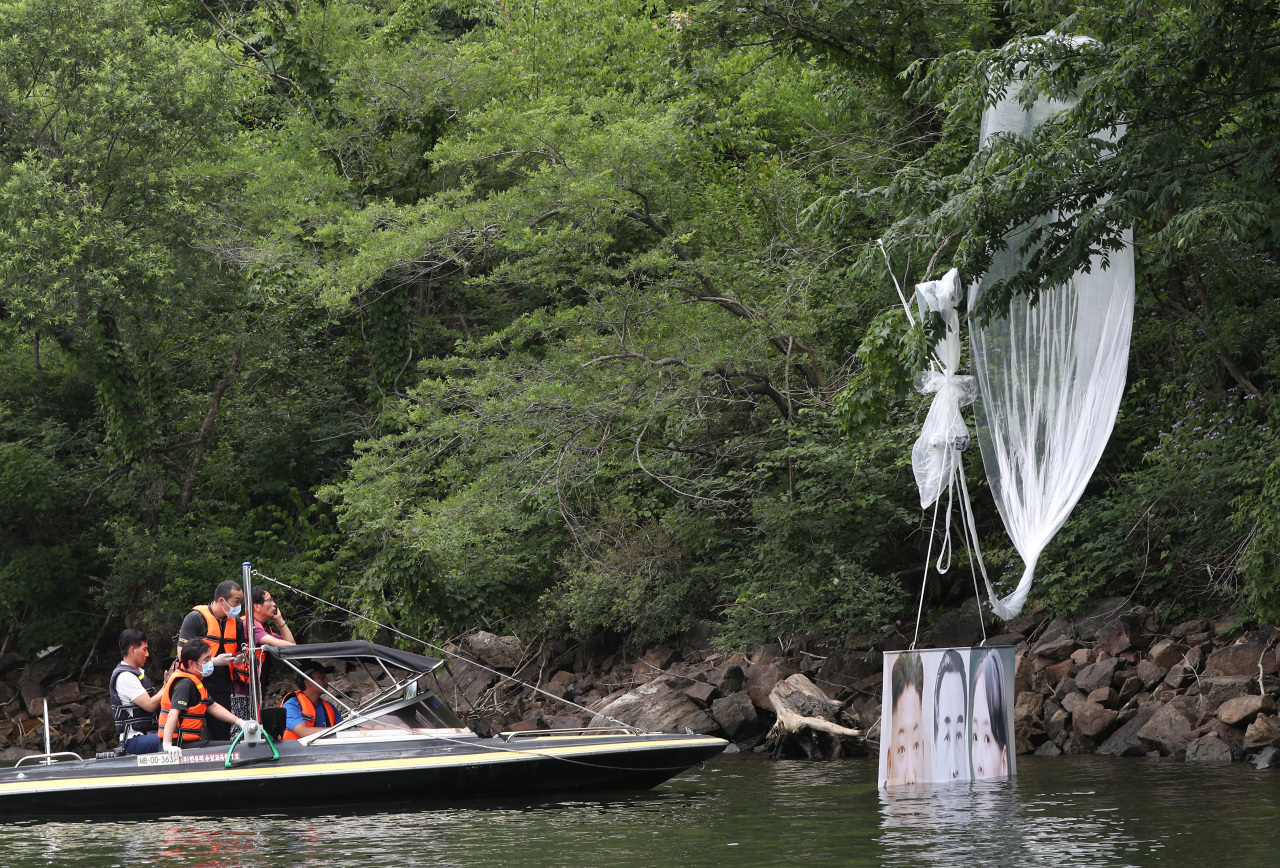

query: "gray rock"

left=1088, top=687, right=1118, bottom=708
left=813, top=649, right=880, bottom=696
left=745, top=661, right=799, bottom=710
left=1136, top=659, right=1168, bottom=689
left=1186, top=732, right=1237, bottom=763
left=1136, top=699, right=1197, bottom=755
left=467, top=631, right=526, bottom=670
left=589, top=681, right=717, bottom=734
left=708, top=663, right=746, bottom=694
left=442, top=658, right=499, bottom=707
left=710, top=690, right=758, bottom=739
left=1097, top=703, right=1160, bottom=757
left=1147, top=639, right=1190, bottom=670
left=50, top=681, right=80, bottom=705
left=1096, top=620, right=1133, bottom=656
left=1244, top=713, right=1280, bottom=751
left=1249, top=746, right=1280, bottom=769
left=1170, top=618, right=1212, bottom=639
left=1118, top=676, right=1143, bottom=703
left=1197, top=676, right=1254, bottom=716
left=1163, top=663, right=1195, bottom=690
left=1206, top=643, right=1278, bottom=678
left=1034, top=740, right=1063, bottom=757
left=1073, top=700, right=1118, bottom=738
left=1074, top=599, right=1141, bottom=641
left=1217, top=694, right=1275, bottom=727
left=1076, top=658, right=1122, bottom=694
left=931, top=599, right=989, bottom=649
left=1033, top=634, right=1082, bottom=662
left=984, top=632, right=1025, bottom=647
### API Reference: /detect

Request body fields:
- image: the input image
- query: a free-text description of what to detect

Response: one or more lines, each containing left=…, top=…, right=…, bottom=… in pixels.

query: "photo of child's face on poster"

left=931, top=649, right=969, bottom=782
left=883, top=651, right=927, bottom=786
left=969, top=648, right=1011, bottom=780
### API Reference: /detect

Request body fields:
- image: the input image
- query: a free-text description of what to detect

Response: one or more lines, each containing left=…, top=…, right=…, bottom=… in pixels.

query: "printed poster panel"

left=877, top=646, right=1016, bottom=788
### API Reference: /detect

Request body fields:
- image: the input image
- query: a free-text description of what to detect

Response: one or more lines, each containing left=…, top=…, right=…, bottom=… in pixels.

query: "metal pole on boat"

left=241, top=561, right=262, bottom=744
left=42, top=698, right=51, bottom=757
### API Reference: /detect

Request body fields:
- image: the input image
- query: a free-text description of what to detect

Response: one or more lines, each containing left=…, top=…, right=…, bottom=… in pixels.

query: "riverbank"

left=2, top=597, right=1278, bottom=769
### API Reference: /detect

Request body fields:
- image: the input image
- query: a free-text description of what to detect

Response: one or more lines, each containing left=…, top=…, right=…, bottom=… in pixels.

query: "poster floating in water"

left=878, top=647, right=1016, bottom=788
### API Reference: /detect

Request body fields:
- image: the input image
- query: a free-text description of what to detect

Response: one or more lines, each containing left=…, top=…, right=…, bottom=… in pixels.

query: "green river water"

left=2, top=754, right=1277, bottom=866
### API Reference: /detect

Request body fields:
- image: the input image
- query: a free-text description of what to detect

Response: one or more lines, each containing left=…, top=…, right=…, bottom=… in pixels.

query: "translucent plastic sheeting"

left=911, top=268, right=977, bottom=510
left=969, top=53, right=1135, bottom=620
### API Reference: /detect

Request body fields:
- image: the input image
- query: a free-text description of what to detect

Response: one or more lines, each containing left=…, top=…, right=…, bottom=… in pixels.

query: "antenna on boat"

left=240, top=561, right=264, bottom=745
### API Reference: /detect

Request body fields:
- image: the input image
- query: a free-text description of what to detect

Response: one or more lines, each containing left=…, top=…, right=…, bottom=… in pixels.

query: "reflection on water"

left=1, top=756, right=1277, bottom=867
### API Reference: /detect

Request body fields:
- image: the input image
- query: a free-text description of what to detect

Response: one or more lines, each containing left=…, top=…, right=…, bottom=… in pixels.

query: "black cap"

left=299, top=660, right=336, bottom=676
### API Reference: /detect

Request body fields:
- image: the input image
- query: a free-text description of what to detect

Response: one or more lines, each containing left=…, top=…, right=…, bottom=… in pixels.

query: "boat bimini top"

left=264, top=641, right=471, bottom=745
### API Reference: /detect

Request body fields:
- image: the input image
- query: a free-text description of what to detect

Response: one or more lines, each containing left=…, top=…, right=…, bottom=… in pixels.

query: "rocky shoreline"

left=3, top=597, right=1279, bottom=770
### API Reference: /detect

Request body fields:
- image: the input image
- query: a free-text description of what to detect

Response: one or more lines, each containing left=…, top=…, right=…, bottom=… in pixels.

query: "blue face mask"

left=227, top=604, right=242, bottom=617
left=201, top=661, right=215, bottom=677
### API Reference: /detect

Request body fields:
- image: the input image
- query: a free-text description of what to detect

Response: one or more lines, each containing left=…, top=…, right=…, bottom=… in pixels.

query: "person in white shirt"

left=109, top=629, right=163, bottom=754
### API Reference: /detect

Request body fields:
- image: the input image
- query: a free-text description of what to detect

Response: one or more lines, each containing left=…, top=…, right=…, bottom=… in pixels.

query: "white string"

left=911, top=496, right=943, bottom=650
left=251, top=570, right=639, bottom=732
left=877, top=238, right=917, bottom=326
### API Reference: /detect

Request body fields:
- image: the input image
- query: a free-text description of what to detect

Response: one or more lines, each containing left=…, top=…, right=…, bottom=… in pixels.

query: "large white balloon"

left=969, top=41, right=1136, bottom=619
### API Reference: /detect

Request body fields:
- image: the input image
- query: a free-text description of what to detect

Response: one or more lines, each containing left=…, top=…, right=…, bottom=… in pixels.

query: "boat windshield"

left=362, top=692, right=466, bottom=730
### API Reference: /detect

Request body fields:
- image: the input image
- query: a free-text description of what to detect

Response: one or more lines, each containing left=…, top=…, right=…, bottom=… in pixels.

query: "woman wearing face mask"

left=159, top=641, right=253, bottom=753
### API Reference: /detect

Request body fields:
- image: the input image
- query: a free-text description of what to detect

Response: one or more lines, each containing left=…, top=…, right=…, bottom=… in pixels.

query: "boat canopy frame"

left=264, top=641, right=449, bottom=722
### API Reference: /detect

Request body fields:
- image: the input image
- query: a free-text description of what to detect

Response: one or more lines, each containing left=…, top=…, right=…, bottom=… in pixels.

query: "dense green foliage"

left=0, top=0, right=1276, bottom=657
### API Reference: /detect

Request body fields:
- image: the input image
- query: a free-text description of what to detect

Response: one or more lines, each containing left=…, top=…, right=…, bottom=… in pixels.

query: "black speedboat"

left=0, top=641, right=726, bottom=818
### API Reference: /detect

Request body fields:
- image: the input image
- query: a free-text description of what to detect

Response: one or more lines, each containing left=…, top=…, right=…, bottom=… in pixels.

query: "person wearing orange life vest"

left=159, top=642, right=253, bottom=753
left=177, top=579, right=249, bottom=741
left=281, top=660, right=343, bottom=739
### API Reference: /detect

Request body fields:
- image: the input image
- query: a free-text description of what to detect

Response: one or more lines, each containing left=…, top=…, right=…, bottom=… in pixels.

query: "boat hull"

left=0, top=732, right=726, bottom=819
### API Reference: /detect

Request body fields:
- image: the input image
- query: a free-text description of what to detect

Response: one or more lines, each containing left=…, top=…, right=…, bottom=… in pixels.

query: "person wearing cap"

left=281, top=660, right=342, bottom=740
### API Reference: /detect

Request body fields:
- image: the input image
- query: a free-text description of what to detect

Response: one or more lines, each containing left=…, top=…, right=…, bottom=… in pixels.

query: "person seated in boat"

left=160, top=641, right=255, bottom=753
left=109, top=629, right=162, bottom=755
left=282, top=660, right=342, bottom=739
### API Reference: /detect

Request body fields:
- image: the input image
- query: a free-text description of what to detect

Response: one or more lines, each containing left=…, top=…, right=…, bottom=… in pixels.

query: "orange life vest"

left=159, top=670, right=210, bottom=744
left=190, top=605, right=247, bottom=685
left=281, top=691, right=338, bottom=739
left=231, top=618, right=279, bottom=685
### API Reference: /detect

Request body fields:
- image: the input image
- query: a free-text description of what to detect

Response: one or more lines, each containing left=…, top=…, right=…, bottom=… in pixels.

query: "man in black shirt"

left=176, top=579, right=247, bottom=741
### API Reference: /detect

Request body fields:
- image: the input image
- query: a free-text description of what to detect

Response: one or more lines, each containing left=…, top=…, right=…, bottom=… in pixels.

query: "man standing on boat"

left=239, top=587, right=295, bottom=704
left=160, top=642, right=253, bottom=752
left=282, top=661, right=342, bottom=739
left=177, top=580, right=248, bottom=741
left=109, top=629, right=162, bottom=755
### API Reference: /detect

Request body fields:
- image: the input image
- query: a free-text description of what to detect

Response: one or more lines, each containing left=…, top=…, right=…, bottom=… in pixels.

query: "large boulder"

left=589, top=681, right=717, bottom=734
left=710, top=691, right=759, bottom=739
left=1073, top=700, right=1119, bottom=739
left=1135, top=659, right=1168, bottom=689
left=1244, top=714, right=1280, bottom=751
left=1075, top=658, right=1121, bottom=694
left=745, top=661, right=800, bottom=710
left=812, top=649, right=880, bottom=697
left=1073, top=599, right=1142, bottom=641
left=1216, top=694, right=1275, bottom=727
left=1186, top=732, right=1237, bottom=763
left=931, top=599, right=989, bottom=649
left=1206, top=643, right=1278, bottom=678
left=1096, top=619, right=1137, bottom=656
left=467, top=632, right=526, bottom=670
left=442, top=658, right=500, bottom=707
left=1097, top=703, right=1160, bottom=757
left=1197, top=676, right=1255, bottom=716
left=1033, top=634, right=1081, bottom=663
left=1147, top=639, right=1190, bottom=670
left=1136, top=699, right=1198, bottom=755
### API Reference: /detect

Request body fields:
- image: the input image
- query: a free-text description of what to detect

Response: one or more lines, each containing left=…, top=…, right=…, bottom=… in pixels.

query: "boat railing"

left=15, top=752, right=85, bottom=767
left=17, top=700, right=88, bottom=766
left=498, top=727, right=639, bottom=741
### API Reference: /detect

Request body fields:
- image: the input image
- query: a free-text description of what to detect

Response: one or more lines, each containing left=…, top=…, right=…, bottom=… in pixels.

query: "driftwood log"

left=766, top=673, right=866, bottom=759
